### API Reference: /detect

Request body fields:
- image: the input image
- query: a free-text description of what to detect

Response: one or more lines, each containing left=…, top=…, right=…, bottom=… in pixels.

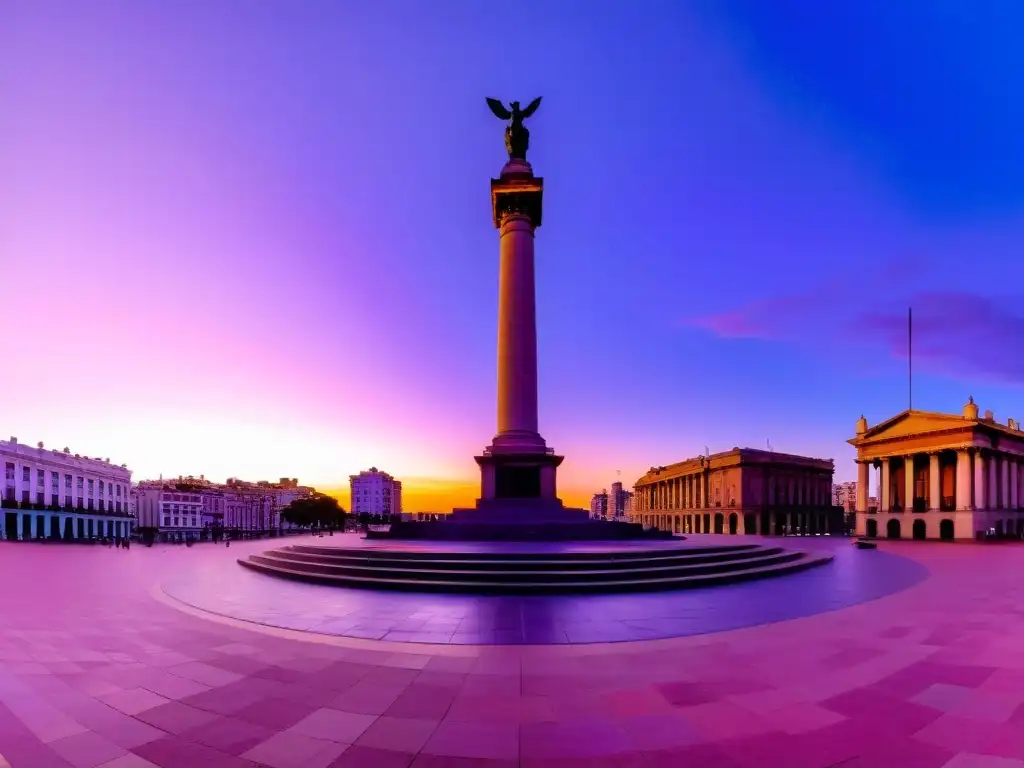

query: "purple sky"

left=2, top=1, right=1022, bottom=506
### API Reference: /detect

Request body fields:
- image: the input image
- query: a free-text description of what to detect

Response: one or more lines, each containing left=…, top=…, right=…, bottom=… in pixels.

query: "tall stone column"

left=975, top=451, right=987, bottom=511
left=856, top=461, right=869, bottom=513
left=956, top=450, right=971, bottom=510
left=495, top=208, right=540, bottom=443
left=904, top=456, right=916, bottom=512
left=988, top=454, right=997, bottom=510
left=929, top=453, right=941, bottom=511
left=881, top=460, right=891, bottom=512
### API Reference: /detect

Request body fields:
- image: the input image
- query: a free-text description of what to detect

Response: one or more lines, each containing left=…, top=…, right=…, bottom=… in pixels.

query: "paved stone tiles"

left=1, top=535, right=1024, bottom=766
left=161, top=535, right=927, bottom=644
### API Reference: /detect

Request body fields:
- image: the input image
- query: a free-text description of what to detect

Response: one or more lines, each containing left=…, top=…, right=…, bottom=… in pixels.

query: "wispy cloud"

left=686, top=272, right=1024, bottom=385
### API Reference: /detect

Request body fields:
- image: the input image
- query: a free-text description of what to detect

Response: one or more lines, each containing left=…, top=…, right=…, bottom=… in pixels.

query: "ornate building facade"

left=849, top=398, right=1024, bottom=540
left=1, top=437, right=133, bottom=541
left=631, top=447, right=837, bottom=536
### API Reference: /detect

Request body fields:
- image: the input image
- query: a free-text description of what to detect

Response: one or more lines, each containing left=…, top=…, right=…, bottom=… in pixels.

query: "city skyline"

left=3, top=2, right=1023, bottom=512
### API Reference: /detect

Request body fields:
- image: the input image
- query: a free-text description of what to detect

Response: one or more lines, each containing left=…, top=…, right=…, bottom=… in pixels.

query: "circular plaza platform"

left=158, top=534, right=926, bottom=645
left=235, top=537, right=834, bottom=594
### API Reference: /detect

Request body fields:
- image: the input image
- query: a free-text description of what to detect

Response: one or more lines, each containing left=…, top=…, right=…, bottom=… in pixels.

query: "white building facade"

left=350, top=467, right=402, bottom=516
left=135, top=482, right=204, bottom=541
left=1, top=437, right=133, bottom=541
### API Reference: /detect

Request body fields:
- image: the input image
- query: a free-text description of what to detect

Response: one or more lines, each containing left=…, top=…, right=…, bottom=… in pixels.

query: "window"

left=37, top=469, right=44, bottom=487
left=65, top=474, right=72, bottom=489
left=51, top=471, right=59, bottom=490
left=4, top=462, right=13, bottom=481
left=22, top=467, right=30, bottom=482
left=36, top=491, right=44, bottom=505
left=77, top=477, right=83, bottom=490
left=173, top=517, right=179, bottom=526
left=191, top=517, right=197, bottom=527
left=99, top=481, right=104, bottom=495
left=65, top=495, right=72, bottom=507
left=88, top=479, right=94, bottom=495
left=116, top=485, right=121, bottom=497
left=163, top=516, right=170, bottom=527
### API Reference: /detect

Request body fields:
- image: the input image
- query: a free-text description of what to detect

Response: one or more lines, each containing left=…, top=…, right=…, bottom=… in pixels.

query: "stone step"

left=246, top=549, right=803, bottom=582
left=238, top=551, right=833, bottom=595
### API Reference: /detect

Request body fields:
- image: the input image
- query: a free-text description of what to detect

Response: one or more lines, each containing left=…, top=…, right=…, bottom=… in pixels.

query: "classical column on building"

left=988, top=454, right=997, bottom=511
left=975, top=450, right=987, bottom=511
left=904, top=455, right=916, bottom=512
left=856, top=461, right=869, bottom=513
left=1000, top=456, right=1010, bottom=510
left=880, top=459, right=891, bottom=512
left=956, top=450, right=972, bottom=510
left=1007, top=456, right=1015, bottom=512
left=929, top=453, right=941, bottom=512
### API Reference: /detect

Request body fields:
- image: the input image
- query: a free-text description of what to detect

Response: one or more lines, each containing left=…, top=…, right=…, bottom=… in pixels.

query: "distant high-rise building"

left=590, top=490, right=609, bottom=519
left=833, top=481, right=857, bottom=512
left=609, top=481, right=632, bottom=519
left=350, top=467, right=402, bottom=516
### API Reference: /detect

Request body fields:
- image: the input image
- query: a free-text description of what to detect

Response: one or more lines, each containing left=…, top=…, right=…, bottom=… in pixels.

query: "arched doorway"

left=886, top=518, right=901, bottom=539
left=714, top=513, right=724, bottom=534
left=995, top=520, right=1004, bottom=538
left=760, top=512, right=770, bottom=536
left=703, top=513, right=711, bottom=533
left=912, top=518, right=926, bottom=540
left=940, top=519, right=954, bottom=540
left=866, top=518, right=878, bottom=538
left=744, top=513, right=757, bottom=535
left=728, top=513, right=738, bottom=535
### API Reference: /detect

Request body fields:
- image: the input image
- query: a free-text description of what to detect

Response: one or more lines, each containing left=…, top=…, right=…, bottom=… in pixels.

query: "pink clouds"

left=688, top=288, right=1024, bottom=384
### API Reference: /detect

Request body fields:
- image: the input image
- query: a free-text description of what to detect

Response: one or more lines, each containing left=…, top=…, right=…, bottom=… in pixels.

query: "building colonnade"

left=0, top=509, right=132, bottom=542
left=856, top=448, right=1024, bottom=540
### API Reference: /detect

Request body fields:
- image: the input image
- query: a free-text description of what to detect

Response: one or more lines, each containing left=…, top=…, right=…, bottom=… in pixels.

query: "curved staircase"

left=238, top=542, right=832, bottom=594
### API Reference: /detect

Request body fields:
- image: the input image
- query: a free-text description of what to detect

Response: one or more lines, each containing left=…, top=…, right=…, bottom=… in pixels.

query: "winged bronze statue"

left=486, top=97, right=542, bottom=161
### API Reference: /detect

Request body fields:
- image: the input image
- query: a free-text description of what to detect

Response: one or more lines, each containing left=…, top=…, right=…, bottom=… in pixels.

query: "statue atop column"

left=486, top=97, right=542, bottom=161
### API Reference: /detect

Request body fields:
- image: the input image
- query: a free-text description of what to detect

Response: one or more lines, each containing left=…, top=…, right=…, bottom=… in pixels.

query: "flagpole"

left=908, top=306, right=913, bottom=410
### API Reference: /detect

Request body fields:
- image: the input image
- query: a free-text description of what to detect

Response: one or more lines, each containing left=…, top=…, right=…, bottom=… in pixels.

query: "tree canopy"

left=280, top=495, right=346, bottom=529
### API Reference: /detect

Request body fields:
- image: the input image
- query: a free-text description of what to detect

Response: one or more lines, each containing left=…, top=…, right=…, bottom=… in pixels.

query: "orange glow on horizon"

left=323, top=476, right=594, bottom=514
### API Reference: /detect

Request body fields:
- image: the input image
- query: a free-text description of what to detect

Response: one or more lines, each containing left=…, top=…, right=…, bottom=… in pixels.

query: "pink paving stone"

left=234, top=697, right=320, bottom=729
left=7, top=537, right=1024, bottom=766
left=132, top=700, right=219, bottom=735
left=177, top=714, right=274, bottom=755
left=355, top=716, right=440, bottom=753
left=289, top=706, right=378, bottom=743
left=385, top=685, right=459, bottom=719
left=420, top=720, right=519, bottom=761
left=241, top=729, right=348, bottom=768
left=328, top=682, right=407, bottom=716
left=48, top=730, right=127, bottom=768
left=98, top=687, right=172, bottom=716
left=327, top=745, right=414, bottom=767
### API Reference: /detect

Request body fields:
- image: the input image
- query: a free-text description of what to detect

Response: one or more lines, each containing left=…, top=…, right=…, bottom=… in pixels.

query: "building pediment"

left=851, top=410, right=974, bottom=446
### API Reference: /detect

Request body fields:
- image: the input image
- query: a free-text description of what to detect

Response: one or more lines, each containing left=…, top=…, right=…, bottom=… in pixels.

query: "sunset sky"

left=2, top=1, right=1023, bottom=511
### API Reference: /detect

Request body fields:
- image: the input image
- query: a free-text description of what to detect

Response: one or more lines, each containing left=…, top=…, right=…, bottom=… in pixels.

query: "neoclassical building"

left=632, top=447, right=838, bottom=536
left=1, top=437, right=134, bottom=541
left=849, top=398, right=1024, bottom=540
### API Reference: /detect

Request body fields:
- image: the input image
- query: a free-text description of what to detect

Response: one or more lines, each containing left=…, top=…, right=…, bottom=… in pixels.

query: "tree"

left=280, top=496, right=346, bottom=530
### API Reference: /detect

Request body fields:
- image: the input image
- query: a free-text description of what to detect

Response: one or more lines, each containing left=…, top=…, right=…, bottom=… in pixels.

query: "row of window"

left=4, top=464, right=125, bottom=497
left=4, top=489, right=127, bottom=512
left=162, top=516, right=199, bottom=528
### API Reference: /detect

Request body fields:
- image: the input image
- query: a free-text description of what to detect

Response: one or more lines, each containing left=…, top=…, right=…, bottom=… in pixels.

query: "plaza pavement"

left=1, top=535, right=1023, bottom=767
